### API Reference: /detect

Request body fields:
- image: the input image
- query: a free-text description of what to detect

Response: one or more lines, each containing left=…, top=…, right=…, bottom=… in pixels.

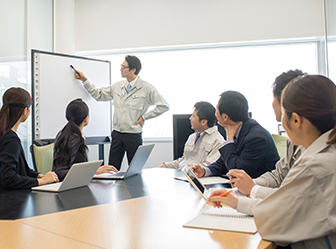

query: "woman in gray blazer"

left=209, top=75, right=336, bottom=249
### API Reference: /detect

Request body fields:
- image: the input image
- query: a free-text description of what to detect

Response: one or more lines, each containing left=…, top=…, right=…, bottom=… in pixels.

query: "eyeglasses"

left=120, top=65, right=129, bottom=70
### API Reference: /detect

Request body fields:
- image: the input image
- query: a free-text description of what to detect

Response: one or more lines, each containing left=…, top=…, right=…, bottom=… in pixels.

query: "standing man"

left=75, top=55, right=169, bottom=170
left=159, top=101, right=224, bottom=169
left=192, top=91, right=279, bottom=178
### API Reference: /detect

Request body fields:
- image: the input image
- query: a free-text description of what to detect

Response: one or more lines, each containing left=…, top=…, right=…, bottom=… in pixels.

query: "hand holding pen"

left=70, top=65, right=87, bottom=82
left=207, top=189, right=238, bottom=209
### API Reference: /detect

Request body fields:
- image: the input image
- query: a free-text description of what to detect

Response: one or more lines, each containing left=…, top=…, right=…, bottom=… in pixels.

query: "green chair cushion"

left=32, top=143, right=54, bottom=174
left=271, top=134, right=288, bottom=159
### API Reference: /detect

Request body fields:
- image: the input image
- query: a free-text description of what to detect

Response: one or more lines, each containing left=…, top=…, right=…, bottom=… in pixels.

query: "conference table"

left=0, top=168, right=275, bottom=249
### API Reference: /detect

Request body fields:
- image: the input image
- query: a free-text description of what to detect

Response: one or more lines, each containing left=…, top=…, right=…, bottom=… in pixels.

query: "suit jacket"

left=0, top=130, right=39, bottom=190
left=207, top=119, right=279, bottom=178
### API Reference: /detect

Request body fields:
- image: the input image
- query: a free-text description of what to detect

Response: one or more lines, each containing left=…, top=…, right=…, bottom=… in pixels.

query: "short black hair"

left=272, top=69, right=305, bottom=102
left=218, top=91, right=249, bottom=122
left=194, top=101, right=216, bottom=127
left=125, top=55, right=142, bottom=75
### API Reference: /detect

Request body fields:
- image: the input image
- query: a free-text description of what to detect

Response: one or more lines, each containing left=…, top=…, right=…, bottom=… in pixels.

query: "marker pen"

left=70, top=65, right=79, bottom=75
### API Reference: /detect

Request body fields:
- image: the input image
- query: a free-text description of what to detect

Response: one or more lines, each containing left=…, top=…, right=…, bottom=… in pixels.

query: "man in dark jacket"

left=192, top=91, right=279, bottom=178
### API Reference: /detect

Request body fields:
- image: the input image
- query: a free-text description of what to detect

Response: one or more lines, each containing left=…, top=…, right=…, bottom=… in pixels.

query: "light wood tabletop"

left=17, top=194, right=275, bottom=249
left=0, top=220, right=100, bottom=249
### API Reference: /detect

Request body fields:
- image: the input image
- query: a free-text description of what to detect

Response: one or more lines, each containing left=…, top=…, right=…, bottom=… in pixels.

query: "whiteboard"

left=32, top=50, right=112, bottom=143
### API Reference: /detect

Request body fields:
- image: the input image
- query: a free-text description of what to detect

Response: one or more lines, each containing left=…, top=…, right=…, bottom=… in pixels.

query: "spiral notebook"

left=183, top=205, right=257, bottom=234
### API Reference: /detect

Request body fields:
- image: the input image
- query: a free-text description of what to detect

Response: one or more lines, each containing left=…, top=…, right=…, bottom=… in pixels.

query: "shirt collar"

left=234, top=124, right=243, bottom=140
left=203, top=126, right=217, bottom=135
left=126, top=76, right=138, bottom=87
left=300, top=129, right=332, bottom=157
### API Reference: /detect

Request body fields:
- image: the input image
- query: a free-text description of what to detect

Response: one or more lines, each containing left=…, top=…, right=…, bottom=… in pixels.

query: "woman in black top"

left=0, top=87, right=58, bottom=190
left=53, top=98, right=117, bottom=181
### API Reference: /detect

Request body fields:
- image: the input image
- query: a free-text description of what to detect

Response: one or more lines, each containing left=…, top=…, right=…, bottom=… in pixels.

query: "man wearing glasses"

left=75, top=55, right=169, bottom=170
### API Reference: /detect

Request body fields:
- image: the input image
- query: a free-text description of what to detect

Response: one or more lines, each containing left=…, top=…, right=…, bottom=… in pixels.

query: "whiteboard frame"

left=31, top=49, right=112, bottom=145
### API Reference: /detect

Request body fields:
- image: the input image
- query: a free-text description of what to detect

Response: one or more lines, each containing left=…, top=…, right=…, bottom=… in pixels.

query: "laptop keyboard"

left=111, top=171, right=126, bottom=177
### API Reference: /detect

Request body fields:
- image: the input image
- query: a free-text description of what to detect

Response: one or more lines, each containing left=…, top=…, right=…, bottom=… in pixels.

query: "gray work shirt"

left=83, top=76, right=169, bottom=133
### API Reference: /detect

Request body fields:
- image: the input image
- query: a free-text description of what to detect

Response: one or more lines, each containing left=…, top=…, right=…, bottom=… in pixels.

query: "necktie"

left=127, top=83, right=132, bottom=93
left=194, top=132, right=201, bottom=144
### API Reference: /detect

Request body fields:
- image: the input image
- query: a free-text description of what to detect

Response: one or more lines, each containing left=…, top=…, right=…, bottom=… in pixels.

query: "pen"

left=70, top=65, right=79, bottom=75
left=206, top=189, right=233, bottom=205
left=219, top=189, right=233, bottom=197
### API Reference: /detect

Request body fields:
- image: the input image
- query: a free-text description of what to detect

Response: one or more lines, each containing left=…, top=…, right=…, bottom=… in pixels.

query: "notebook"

left=183, top=205, right=257, bottom=234
left=92, top=144, right=154, bottom=180
left=31, top=160, right=103, bottom=192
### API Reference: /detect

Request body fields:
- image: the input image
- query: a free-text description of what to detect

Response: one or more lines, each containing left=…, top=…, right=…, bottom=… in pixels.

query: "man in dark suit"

left=192, top=91, right=279, bottom=178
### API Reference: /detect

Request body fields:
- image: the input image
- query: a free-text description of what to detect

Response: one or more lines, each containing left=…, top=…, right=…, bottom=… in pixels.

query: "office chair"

left=271, top=134, right=288, bottom=159
left=30, top=143, right=54, bottom=174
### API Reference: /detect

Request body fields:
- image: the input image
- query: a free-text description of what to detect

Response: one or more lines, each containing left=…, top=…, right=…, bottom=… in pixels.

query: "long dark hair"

left=0, top=87, right=32, bottom=140
left=282, top=75, right=336, bottom=144
left=53, top=99, right=89, bottom=166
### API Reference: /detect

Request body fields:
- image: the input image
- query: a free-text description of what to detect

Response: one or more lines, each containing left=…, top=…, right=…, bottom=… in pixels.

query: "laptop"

left=31, top=160, right=103, bottom=192
left=92, top=144, right=154, bottom=180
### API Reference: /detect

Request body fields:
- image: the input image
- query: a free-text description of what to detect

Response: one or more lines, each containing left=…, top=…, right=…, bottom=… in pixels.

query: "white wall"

left=74, top=0, right=325, bottom=52
left=54, top=0, right=76, bottom=54
left=326, top=0, right=336, bottom=36
left=27, top=0, right=53, bottom=54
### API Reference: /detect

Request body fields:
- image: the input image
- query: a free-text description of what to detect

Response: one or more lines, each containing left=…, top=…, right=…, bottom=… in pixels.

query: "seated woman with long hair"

left=209, top=75, right=336, bottom=248
left=0, top=87, right=58, bottom=190
left=53, top=98, right=117, bottom=181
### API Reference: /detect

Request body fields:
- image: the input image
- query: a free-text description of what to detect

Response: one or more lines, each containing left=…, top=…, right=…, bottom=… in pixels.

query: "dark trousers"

left=108, top=130, right=142, bottom=170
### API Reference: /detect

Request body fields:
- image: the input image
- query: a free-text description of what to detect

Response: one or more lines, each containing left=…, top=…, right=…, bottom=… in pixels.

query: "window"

left=87, top=40, right=318, bottom=138
left=0, top=0, right=29, bottom=156
left=0, top=61, right=28, bottom=139
left=327, top=40, right=336, bottom=83
left=1, top=0, right=53, bottom=168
